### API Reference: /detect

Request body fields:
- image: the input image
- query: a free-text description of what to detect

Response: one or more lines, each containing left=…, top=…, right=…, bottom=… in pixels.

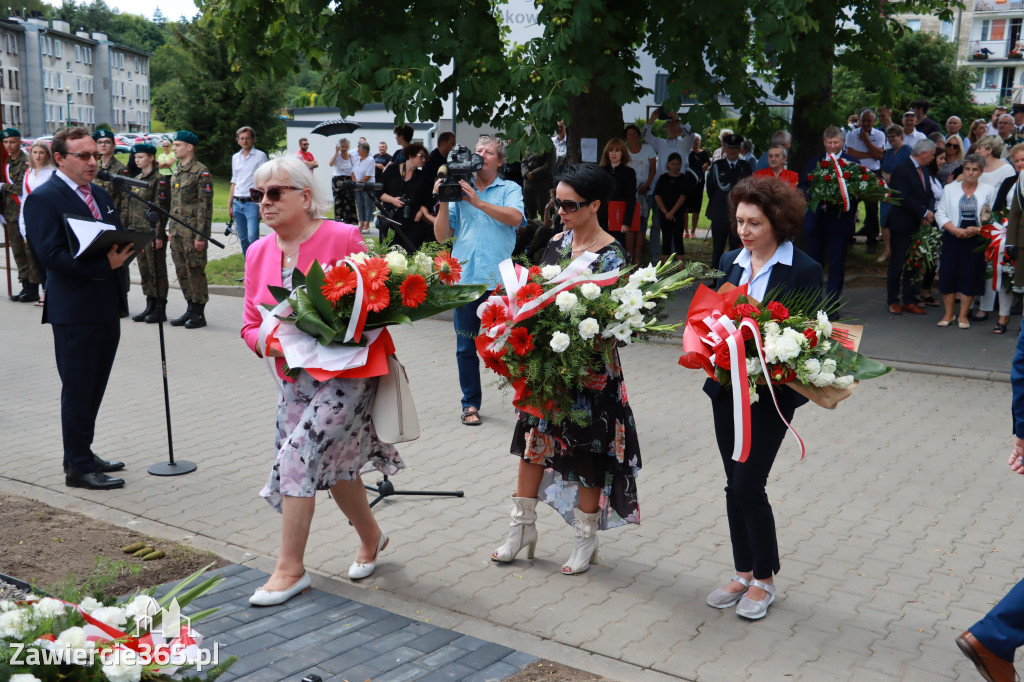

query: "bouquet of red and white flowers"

left=475, top=254, right=712, bottom=426
left=260, top=244, right=486, bottom=380
left=903, top=225, right=942, bottom=275
left=679, top=284, right=891, bottom=461
left=981, top=221, right=1016, bottom=292
left=805, top=154, right=899, bottom=212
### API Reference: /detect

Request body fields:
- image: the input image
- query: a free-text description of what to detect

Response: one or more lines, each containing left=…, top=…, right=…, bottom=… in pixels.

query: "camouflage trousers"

left=169, top=231, right=208, bottom=304
left=5, top=218, right=41, bottom=284
left=137, top=238, right=168, bottom=299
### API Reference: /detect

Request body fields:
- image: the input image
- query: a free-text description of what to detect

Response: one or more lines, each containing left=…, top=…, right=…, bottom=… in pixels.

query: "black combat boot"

left=18, top=282, right=39, bottom=303
left=170, top=301, right=193, bottom=326
left=145, top=299, right=167, bottom=323
left=10, top=280, right=29, bottom=301
left=132, top=297, right=156, bottom=322
left=184, top=302, right=206, bottom=329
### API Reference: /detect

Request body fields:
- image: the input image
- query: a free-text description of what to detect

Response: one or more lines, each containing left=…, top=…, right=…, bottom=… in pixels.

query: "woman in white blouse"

left=975, top=136, right=1016, bottom=189
left=328, top=137, right=358, bottom=224
left=18, top=141, right=56, bottom=305
left=935, top=154, right=994, bottom=328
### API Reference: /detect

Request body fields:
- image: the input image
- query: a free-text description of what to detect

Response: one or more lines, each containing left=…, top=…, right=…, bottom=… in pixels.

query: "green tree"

left=51, top=0, right=168, bottom=52
left=204, top=0, right=959, bottom=172
left=833, top=30, right=977, bottom=130
left=152, top=19, right=285, bottom=175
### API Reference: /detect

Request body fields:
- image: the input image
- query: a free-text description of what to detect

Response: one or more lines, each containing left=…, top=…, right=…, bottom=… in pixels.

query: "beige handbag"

left=372, top=355, right=421, bottom=443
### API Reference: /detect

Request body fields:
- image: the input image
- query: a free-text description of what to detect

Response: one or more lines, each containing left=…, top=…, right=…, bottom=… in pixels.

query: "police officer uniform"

left=168, top=130, right=213, bottom=329
left=705, top=133, right=753, bottom=269
left=3, top=128, right=40, bottom=301
left=123, top=144, right=170, bottom=323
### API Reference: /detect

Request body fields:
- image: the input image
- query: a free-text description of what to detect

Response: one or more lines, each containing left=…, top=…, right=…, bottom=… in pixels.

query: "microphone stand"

left=366, top=190, right=417, bottom=252
left=119, top=186, right=208, bottom=477
left=106, top=174, right=226, bottom=249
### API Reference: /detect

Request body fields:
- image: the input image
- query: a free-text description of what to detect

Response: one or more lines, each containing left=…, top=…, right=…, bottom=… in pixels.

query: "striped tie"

left=78, top=184, right=101, bottom=220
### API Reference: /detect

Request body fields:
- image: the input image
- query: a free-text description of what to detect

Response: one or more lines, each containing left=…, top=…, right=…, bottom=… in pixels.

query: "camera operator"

left=380, top=142, right=434, bottom=249
left=433, top=135, right=524, bottom=427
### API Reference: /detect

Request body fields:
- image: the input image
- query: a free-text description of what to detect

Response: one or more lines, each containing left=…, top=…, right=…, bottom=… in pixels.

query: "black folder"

left=64, top=214, right=153, bottom=260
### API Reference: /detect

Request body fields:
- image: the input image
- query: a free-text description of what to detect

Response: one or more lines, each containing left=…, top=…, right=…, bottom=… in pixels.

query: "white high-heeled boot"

left=561, top=507, right=600, bottom=575
left=491, top=496, right=538, bottom=562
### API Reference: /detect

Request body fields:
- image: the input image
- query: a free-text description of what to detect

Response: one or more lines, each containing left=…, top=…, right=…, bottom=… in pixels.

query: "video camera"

left=339, top=180, right=384, bottom=192
left=436, top=145, right=484, bottom=202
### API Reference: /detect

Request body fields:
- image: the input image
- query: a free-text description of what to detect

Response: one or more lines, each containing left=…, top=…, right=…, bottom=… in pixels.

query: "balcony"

left=975, top=0, right=1024, bottom=12
left=968, top=39, right=1022, bottom=60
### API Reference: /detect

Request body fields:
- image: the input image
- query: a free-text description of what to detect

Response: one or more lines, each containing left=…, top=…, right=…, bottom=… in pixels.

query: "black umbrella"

left=310, top=118, right=361, bottom=136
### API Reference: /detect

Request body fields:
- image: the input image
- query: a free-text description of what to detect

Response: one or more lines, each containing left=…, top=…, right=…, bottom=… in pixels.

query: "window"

left=13, top=71, right=18, bottom=90
left=66, top=61, right=71, bottom=71
left=981, top=19, right=1008, bottom=42
left=118, top=53, right=124, bottom=68
left=58, top=105, right=63, bottom=122
left=77, top=106, right=82, bottom=121
left=76, top=77, right=81, bottom=92
left=134, top=57, right=138, bottom=72
left=136, top=84, right=140, bottom=99
left=54, top=39, right=61, bottom=58
left=56, top=73, right=62, bottom=90
left=75, top=44, right=80, bottom=62
left=4, top=34, right=9, bottom=54
left=83, top=47, right=91, bottom=65
left=906, top=19, right=922, bottom=32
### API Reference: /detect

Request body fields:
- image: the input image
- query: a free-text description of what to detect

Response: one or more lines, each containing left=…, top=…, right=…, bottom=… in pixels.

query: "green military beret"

left=174, top=130, right=199, bottom=145
left=1, top=128, right=21, bottom=139
left=132, top=143, right=157, bottom=155
left=92, top=129, right=115, bottom=141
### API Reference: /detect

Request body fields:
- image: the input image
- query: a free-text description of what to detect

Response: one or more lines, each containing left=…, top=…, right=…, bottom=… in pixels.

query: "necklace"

left=571, top=232, right=600, bottom=255
left=277, top=221, right=315, bottom=266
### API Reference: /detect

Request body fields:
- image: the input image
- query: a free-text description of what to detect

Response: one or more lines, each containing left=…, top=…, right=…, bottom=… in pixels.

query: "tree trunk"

left=565, top=86, right=624, bottom=166
left=789, top=0, right=837, bottom=179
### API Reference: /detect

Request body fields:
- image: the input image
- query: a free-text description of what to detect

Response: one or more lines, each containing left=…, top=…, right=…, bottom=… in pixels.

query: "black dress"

left=380, top=162, right=432, bottom=250
left=685, top=149, right=711, bottom=213
left=509, top=232, right=642, bottom=530
left=938, top=192, right=986, bottom=296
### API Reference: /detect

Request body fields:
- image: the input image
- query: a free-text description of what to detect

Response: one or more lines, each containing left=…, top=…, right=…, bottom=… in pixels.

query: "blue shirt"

left=448, top=176, right=524, bottom=286
left=734, top=240, right=794, bottom=301
left=881, top=145, right=911, bottom=176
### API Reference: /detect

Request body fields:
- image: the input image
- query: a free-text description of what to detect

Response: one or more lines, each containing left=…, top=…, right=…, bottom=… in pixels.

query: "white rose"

left=555, top=291, right=578, bottom=313
left=124, top=595, right=159, bottom=622
left=821, top=358, right=837, bottom=375
left=77, top=597, right=102, bottom=614
left=0, top=599, right=18, bottom=612
left=549, top=331, right=571, bottom=353
left=34, top=597, right=66, bottom=619
left=763, top=321, right=781, bottom=336
left=816, top=310, right=833, bottom=338
left=812, top=372, right=836, bottom=388
left=820, top=340, right=832, bottom=352
left=541, top=264, right=562, bottom=279
left=55, top=626, right=93, bottom=651
left=802, top=358, right=821, bottom=378
left=0, top=609, right=30, bottom=638
left=90, top=606, right=128, bottom=629
left=384, top=251, right=408, bottom=275
left=348, top=251, right=369, bottom=265
left=11, top=675, right=42, bottom=682
left=745, top=357, right=762, bottom=376
left=833, top=375, right=855, bottom=389
left=411, top=252, right=433, bottom=275
left=578, top=317, right=600, bottom=340
left=773, top=335, right=802, bottom=363
left=580, top=282, right=602, bottom=300
left=102, top=660, right=143, bottom=682
left=761, top=335, right=778, bottom=364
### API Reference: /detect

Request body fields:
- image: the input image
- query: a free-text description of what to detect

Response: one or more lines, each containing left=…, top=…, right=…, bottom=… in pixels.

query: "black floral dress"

left=510, top=231, right=642, bottom=530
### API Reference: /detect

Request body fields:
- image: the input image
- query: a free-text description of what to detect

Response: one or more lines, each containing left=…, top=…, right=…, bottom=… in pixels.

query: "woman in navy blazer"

left=704, top=176, right=823, bottom=620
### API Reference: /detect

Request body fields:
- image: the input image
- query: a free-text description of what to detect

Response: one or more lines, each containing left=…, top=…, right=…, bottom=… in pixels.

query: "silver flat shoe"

left=249, top=571, right=311, bottom=606
left=706, top=575, right=750, bottom=609
left=736, top=579, right=775, bottom=620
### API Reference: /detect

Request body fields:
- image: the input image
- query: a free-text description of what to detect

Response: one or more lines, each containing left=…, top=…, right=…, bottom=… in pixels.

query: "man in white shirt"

left=552, top=121, right=567, bottom=171
left=900, top=112, right=926, bottom=149
left=643, top=108, right=696, bottom=258
left=988, top=106, right=1008, bottom=136
left=228, top=126, right=269, bottom=257
left=844, top=109, right=885, bottom=254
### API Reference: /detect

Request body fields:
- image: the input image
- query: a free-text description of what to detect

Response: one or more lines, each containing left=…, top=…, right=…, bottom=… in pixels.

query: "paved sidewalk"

left=2, top=268, right=1023, bottom=680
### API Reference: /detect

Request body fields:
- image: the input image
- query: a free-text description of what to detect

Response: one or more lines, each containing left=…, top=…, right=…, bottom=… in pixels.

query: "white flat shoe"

left=248, top=571, right=311, bottom=606
left=348, top=531, right=389, bottom=580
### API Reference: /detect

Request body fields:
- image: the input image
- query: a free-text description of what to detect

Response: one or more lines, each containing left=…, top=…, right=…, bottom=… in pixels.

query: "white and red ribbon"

left=983, top=222, right=1008, bottom=292
left=829, top=153, right=851, bottom=212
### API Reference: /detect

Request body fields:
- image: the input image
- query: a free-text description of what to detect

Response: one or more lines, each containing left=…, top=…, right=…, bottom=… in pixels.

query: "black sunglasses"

left=64, top=152, right=102, bottom=161
left=553, top=198, right=592, bottom=213
left=250, top=185, right=301, bottom=202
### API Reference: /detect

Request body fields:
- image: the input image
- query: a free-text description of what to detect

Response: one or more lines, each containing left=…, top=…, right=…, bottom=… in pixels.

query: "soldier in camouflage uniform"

left=123, top=144, right=170, bottom=324
left=92, top=129, right=127, bottom=213
left=2, top=128, right=40, bottom=302
left=168, top=130, right=213, bottom=329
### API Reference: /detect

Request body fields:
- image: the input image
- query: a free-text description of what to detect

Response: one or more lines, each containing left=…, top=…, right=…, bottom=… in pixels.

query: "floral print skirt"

left=260, top=371, right=404, bottom=513
left=509, top=352, right=642, bottom=530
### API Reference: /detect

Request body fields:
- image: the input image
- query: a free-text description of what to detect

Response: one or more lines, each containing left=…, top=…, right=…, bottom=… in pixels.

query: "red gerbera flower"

left=480, top=302, right=509, bottom=330
left=515, top=282, right=544, bottom=306
left=321, top=264, right=358, bottom=303
left=529, top=265, right=542, bottom=280
left=434, top=251, right=463, bottom=285
left=398, top=274, right=428, bottom=308
left=358, top=257, right=391, bottom=290
left=365, top=285, right=391, bottom=312
left=508, top=327, right=534, bottom=356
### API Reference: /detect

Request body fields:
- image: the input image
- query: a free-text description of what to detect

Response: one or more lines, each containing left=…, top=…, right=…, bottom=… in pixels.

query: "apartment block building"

left=0, top=15, right=150, bottom=138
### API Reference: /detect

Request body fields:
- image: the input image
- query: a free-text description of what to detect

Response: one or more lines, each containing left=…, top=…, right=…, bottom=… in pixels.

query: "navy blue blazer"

left=704, top=244, right=824, bottom=405
left=24, top=173, right=127, bottom=324
left=887, top=157, right=935, bottom=234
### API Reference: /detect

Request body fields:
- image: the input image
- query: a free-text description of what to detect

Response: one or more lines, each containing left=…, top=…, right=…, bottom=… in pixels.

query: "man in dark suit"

left=955, top=325, right=1024, bottom=682
left=706, top=133, right=753, bottom=268
left=885, top=139, right=936, bottom=315
left=800, top=126, right=859, bottom=296
left=25, top=126, right=131, bottom=490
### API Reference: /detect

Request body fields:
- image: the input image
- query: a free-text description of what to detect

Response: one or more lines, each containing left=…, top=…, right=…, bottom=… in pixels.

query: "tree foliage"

left=151, top=19, right=285, bottom=176
left=49, top=0, right=169, bottom=53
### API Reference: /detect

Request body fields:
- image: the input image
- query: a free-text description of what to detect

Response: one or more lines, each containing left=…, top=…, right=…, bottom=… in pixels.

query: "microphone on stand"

left=96, top=169, right=150, bottom=189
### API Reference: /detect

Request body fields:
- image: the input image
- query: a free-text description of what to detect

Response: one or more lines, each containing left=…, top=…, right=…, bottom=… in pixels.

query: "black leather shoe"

left=64, top=455, right=126, bottom=474
left=65, top=471, right=125, bottom=490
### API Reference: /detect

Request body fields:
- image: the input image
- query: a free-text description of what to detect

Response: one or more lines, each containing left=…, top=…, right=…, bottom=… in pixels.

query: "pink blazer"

left=241, top=220, right=366, bottom=376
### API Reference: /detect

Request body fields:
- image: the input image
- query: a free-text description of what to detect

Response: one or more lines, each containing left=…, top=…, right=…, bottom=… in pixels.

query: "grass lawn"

left=207, top=253, right=245, bottom=286
left=115, top=152, right=232, bottom=224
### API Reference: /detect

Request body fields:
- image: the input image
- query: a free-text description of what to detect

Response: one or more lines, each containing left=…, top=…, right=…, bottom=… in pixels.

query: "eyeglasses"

left=250, top=186, right=301, bottom=202
left=416, top=153, right=428, bottom=159
left=64, top=152, right=101, bottom=161
left=553, top=198, right=591, bottom=213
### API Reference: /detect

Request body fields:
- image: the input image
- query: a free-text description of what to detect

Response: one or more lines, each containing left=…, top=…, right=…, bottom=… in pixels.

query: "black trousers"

left=860, top=200, right=879, bottom=244
left=887, top=230, right=918, bottom=305
left=804, top=206, right=855, bottom=296
left=711, top=219, right=740, bottom=271
left=51, top=321, right=120, bottom=474
left=711, top=389, right=796, bottom=578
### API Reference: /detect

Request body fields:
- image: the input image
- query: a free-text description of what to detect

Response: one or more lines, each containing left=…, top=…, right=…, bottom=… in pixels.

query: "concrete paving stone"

left=462, top=661, right=521, bottom=682
left=372, top=665, right=430, bottom=682
left=407, top=627, right=464, bottom=653
left=453, top=642, right=516, bottom=671
left=317, top=642, right=378, bottom=672
left=419, top=644, right=471, bottom=669
left=416, top=662, right=478, bottom=681
left=325, top=663, right=378, bottom=682
left=363, top=629, right=421, bottom=655
left=365, top=646, right=425, bottom=673
left=225, top=614, right=290, bottom=642
left=221, top=631, right=287, bottom=658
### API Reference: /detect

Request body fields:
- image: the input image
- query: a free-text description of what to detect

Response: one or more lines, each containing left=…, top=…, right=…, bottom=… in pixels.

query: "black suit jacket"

left=799, top=152, right=859, bottom=233
left=703, top=245, right=824, bottom=406
left=888, top=157, right=935, bottom=234
left=705, top=159, right=752, bottom=223
left=25, top=173, right=127, bottom=324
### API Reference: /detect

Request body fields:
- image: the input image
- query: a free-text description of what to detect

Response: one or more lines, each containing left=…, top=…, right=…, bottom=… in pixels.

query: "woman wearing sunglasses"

left=938, top=134, right=965, bottom=185
left=241, top=157, right=404, bottom=606
left=491, top=163, right=643, bottom=576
